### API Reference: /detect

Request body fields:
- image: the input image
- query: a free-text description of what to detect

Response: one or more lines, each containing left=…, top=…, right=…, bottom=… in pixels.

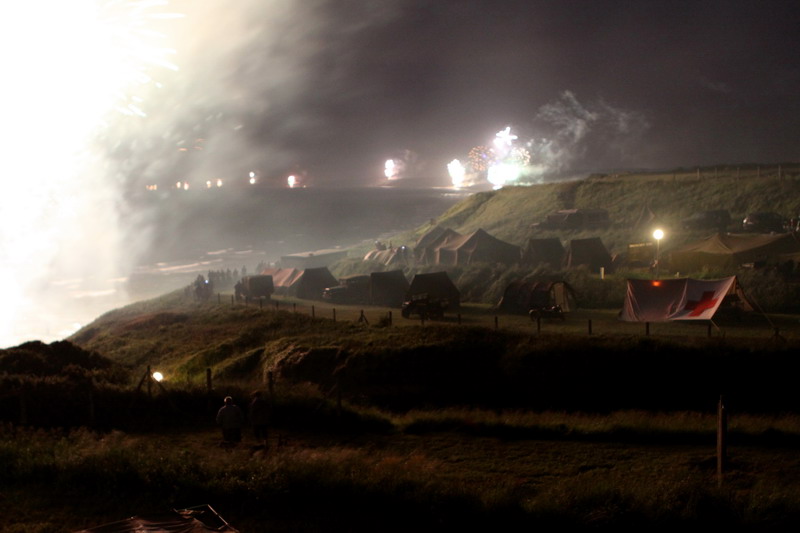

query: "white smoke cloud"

left=521, top=90, right=650, bottom=181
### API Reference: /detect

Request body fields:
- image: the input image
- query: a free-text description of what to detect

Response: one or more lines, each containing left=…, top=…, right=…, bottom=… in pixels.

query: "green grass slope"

left=385, top=164, right=800, bottom=256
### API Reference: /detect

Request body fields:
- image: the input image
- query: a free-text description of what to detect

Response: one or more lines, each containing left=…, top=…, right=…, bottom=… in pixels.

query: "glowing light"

left=249, top=171, right=257, bottom=185
left=216, top=179, right=223, bottom=188
left=0, top=1, right=183, bottom=347
left=287, top=175, right=297, bottom=188
left=447, top=159, right=466, bottom=188
left=493, top=126, right=518, bottom=148
left=384, top=159, right=400, bottom=180
left=152, top=371, right=164, bottom=382
left=487, top=163, right=521, bottom=189
left=652, top=281, right=662, bottom=287
left=653, top=229, right=664, bottom=241
left=206, top=180, right=212, bottom=188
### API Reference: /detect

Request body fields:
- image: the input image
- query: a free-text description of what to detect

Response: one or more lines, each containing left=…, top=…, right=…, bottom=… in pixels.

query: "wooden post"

left=645, top=322, right=650, bottom=336
left=293, top=303, right=297, bottom=313
left=275, top=301, right=279, bottom=310
left=717, top=395, right=727, bottom=485
left=311, top=305, right=315, bottom=319
left=457, top=313, right=461, bottom=325
left=231, top=295, right=235, bottom=305
left=588, top=319, right=593, bottom=335
left=333, top=308, right=336, bottom=322
left=494, top=316, right=499, bottom=330
left=388, top=311, right=392, bottom=326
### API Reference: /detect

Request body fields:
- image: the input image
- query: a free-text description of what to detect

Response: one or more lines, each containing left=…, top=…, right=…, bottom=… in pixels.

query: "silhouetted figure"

left=249, top=390, right=271, bottom=449
left=216, top=396, right=244, bottom=446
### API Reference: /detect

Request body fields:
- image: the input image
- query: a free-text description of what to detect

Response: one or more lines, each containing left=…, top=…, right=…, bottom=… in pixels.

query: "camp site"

left=6, top=166, right=800, bottom=532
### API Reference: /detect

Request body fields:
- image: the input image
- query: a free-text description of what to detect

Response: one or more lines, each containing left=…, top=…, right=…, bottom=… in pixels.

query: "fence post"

left=494, top=316, right=499, bottom=330
left=275, top=301, right=279, bottom=311
left=293, top=303, right=297, bottom=313
left=588, top=319, right=593, bottom=335
left=717, top=395, right=727, bottom=485
left=457, top=313, right=461, bottom=325
left=231, top=295, right=235, bottom=305
left=388, top=311, right=392, bottom=326
left=312, top=305, right=315, bottom=319
left=645, top=322, right=650, bottom=336
left=333, top=308, right=336, bottom=322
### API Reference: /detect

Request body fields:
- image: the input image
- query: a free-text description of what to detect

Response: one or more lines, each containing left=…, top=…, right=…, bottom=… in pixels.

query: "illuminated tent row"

left=668, top=232, right=800, bottom=273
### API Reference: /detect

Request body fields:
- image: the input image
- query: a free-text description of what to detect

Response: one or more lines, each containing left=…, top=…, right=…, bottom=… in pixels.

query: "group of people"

left=215, top=391, right=271, bottom=449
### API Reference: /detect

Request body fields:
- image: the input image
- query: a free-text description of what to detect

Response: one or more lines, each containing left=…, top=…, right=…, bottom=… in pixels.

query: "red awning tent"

left=619, top=276, right=754, bottom=322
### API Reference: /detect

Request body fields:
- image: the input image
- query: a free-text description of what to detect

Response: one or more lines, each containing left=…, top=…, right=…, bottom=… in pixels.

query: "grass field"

left=3, top=407, right=800, bottom=532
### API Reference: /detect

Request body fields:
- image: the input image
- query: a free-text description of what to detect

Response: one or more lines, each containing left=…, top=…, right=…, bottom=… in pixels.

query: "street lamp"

left=653, top=229, right=664, bottom=278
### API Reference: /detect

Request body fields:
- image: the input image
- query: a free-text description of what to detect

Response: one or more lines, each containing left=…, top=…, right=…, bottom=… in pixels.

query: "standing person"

left=249, top=390, right=271, bottom=450
left=216, top=396, right=244, bottom=446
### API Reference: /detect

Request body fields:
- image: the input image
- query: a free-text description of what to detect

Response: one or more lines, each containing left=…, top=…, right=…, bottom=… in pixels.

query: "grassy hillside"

left=376, top=164, right=800, bottom=257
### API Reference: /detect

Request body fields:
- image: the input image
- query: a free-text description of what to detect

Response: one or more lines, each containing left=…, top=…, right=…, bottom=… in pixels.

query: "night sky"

left=122, top=0, right=800, bottom=187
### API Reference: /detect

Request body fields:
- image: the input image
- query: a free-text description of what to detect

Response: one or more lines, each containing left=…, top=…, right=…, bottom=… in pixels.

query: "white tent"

left=619, top=276, right=753, bottom=322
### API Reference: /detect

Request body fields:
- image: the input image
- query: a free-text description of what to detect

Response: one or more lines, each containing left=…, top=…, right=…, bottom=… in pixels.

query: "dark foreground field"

left=4, top=291, right=800, bottom=531
left=3, top=407, right=800, bottom=532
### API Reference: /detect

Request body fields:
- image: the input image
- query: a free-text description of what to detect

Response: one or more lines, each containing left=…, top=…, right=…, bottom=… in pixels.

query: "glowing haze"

left=0, top=1, right=181, bottom=347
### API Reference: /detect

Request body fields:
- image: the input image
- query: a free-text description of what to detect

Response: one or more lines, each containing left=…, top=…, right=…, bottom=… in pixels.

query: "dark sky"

left=125, top=0, right=800, bottom=187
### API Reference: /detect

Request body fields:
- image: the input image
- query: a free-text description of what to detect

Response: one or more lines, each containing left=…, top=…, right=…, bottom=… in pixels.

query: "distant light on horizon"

left=287, top=174, right=297, bottom=188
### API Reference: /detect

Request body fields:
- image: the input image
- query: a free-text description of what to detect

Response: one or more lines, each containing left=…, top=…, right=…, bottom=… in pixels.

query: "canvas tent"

left=406, top=271, right=460, bottom=307
left=363, top=246, right=412, bottom=267
left=565, top=237, right=613, bottom=271
left=415, top=227, right=462, bottom=264
left=260, top=267, right=337, bottom=300
left=434, top=229, right=521, bottom=266
left=668, top=232, right=800, bottom=273
left=369, top=269, right=410, bottom=307
left=521, top=237, right=565, bottom=268
left=619, top=276, right=754, bottom=322
left=497, top=280, right=577, bottom=314
left=260, top=268, right=303, bottom=295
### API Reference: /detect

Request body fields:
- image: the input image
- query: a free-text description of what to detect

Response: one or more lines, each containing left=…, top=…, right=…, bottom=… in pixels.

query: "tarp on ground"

left=260, top=267, right=337, bottom=300
left=668, top=232, right=800, bottom=273
left=565, top=237, right=613, bottom=272
left=497, top=280, right=577, bottom=314
left=434, top=229, right=521, bottom=266
left=619, top=276, right=754, bottom=322
left=406, top=271, right=460, bottom=307
left=415, top=227, right=462, bottom=264
left=370, top=269, right=410, bottom=307
left=75, top=505, right=238, bottom=533
left=521, top=238, right=565, bottom=268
